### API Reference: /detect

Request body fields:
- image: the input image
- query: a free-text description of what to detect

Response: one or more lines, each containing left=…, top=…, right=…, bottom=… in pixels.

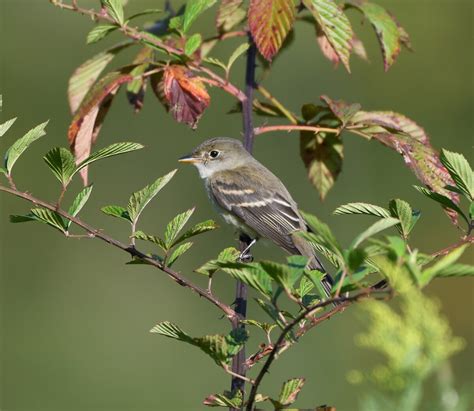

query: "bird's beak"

left=178, top=154, right=201, bottom=164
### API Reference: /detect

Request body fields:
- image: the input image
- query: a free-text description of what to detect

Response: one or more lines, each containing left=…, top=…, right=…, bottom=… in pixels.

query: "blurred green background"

left=0, top=0, right=472, bottom=410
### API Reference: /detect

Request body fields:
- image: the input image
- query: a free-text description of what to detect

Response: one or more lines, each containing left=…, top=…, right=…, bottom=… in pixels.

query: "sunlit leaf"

left=420, top=244, right=468, bottom=286
left=216, top=0, right=245, bottom=32
left=182, top=0, right=218, bottom=32
left=227, top=43, right=249, bottom=71
left=43, top=147, right=77, bottom=187
left=203, top=390, right=243, bottom=408
left=184, top=33, right=202, bottom=56
left=30, top=208, right=67, bottom=233
left=433, top=263, right=474, bottom=278
left=174, top=219, right=218, bottom=246
left=67, top=185, right=93, bottom=229
left=133, top=230, right=167, bottom=250
left=101, top=205, right=132, bottom=222
left=101, top=0, right=124, bottom=25
left=86, top=24, right=118, bottom=44
left=334, top=202, right=390, bottom=218
left=278, top=378, right=305, bottom=406
left=440, top=150, right=473, bottom=201
left=388, top=199, right=414, bottom=238
left=195, top=247, right=240, bottom=276
left=164, top=208, right=195, bottom=248
left=167, top=242, right=193, bottom=267
left=248, top=0, right=295, bottom=61
left=0, top=117, right=17, bottom=137
left=217, top=261, right=273, bottom=297
left=350, top=217, right=400, bottom=249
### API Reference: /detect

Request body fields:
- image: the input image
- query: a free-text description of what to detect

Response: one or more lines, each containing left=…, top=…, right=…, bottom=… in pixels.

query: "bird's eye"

left=209, top=150, right=220, bottom=158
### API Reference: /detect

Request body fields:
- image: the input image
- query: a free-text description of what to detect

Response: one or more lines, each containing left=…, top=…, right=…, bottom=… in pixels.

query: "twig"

left=245, top=289, right=392, bottom=411
left=431, top=236, right=474, bottom=257
left=254, top=124, right=340, bottom=136
left=0, top=184, right=238, bottom=324
left=256, top=86, right=299, bottom=125
left=223, top=365, right=255, bottom=385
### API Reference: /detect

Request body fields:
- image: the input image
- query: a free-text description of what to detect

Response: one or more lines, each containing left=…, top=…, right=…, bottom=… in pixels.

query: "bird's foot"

left=238, top=251, right=253, bottom=263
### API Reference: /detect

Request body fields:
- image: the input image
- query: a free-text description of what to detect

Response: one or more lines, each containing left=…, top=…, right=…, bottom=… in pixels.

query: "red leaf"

left=316, top=25, right=340, bottom=68
left=159, top=65, right=210, bottom=129
left=248, top=0, right=295, bottom=61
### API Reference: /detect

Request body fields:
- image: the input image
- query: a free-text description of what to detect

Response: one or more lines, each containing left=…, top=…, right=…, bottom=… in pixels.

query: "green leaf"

left=76, top=142, right=144, bottom=176
left=0, top=167, right=6, bottom=176
left=420, top=245, right=469, bottom=286
left=164, top=208, right=195, bottom=248
left=101, top=205, right=132, bottom=223
left=101, top=0, right=124, bottom=25
left=388, top=199, right=413, bottom=238
left=167, top=242, right=193, bottom=267
left=203, top=390, right=243, bottom=408
left=440, top=150, right=474, bottom=201
left=43, top=147, right=77, bottom=187
left=433, top=263, right=474, bottom=278
left=255, top=299, right=288, bottom=331
left=217, top=261, right=273, bottom=297
left=183, top=0, right=218, bottom=32
left=184, top=33, right=202, bottom=56
left=30, top=208, right=67, bottom=232
left=303, top=0, right=354, bottom=72
left=300, top=211, right=343, bottom=255
left=297, top=276, right=315, bottom=298
left=227, top=43, right=249, bottom=71
left=304, top=269, right=329, bottom=298
left=0, top=117, right=17, bottom=137
left=150, top=321, right=191, bottom=340
left=470, top=202, right=474, bottom=221
left=248, top=0, right=295, bottom=61
left=241, top=319, right=277, bottom=335
left=67, top=185, right=93, bottom=229
left=350, top=217, right=400, bottom=249
left=5, top=121, right=48, bottom=173
left=127, top=9, right=162, bottom=21
left=331, top=266, right=375, bottom=293
left=259, top=256, right=307, bottom=294
left=174, top=219, right=218, bottom=245
left=127, top=170, right=177, bottom=224
left=414, top=186, right=469, bottom=225
left=346, top=0, right=401, bottom=71
left=334, top=202, right=390, bottom=218
left=133, top=230, right=167, bottom=251
left=278, top=378, right=305, bottom=406
left=9, top=214, right=38, bottom=223
left=204, top=57, right=227, bottom=72
left=195, top=247, right=240, bottom=276
left=86, top=24, right=118, bottom=44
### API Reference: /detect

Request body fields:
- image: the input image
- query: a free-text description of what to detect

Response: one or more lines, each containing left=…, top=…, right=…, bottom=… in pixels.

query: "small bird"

left=178, top=137, right=333, bottom=296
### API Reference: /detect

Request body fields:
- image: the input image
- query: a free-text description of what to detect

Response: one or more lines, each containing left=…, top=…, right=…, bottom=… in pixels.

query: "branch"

left=245, top=288, right=392, bottom=411
left=431, top=235, right=474, bottom=257
left=256, top=86, right=299, bottom=125
left=0, top=184, right=238, bottom=324
left=254, top=124, right=340, bottom=136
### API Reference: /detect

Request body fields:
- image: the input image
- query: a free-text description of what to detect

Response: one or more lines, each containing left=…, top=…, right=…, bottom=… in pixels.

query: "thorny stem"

left=0, top=184, right=238, bottom=323
left=245, top=289, right=393, bottom=411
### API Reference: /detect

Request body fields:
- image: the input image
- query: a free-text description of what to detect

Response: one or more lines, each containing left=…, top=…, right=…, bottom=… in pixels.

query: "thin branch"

left=223, top=365, right=255, bottom=385
left=256, top=86, right=299, bottom=125
left=245, top=289, right=392, bottom=411
left=254, top=124, right=340, bottom=136
left=431, top=235, right=474, bottom=257
left=0, top=184, right=238, bottom=324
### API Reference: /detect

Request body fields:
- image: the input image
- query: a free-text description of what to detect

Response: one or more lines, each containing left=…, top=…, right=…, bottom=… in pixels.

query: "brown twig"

left=254, top=124, right=340, bottom=136
left=0, top=184, right=238, bottom=323
left=431, top=236, right=474, bottom=257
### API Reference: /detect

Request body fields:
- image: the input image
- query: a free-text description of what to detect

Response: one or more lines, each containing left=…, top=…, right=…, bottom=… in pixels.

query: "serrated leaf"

left=133, top=230, right=167, bottom=251
left=350, top=217, right=400, bottom=249
left=248, top=0, right=295, bottom=61
left=255, top=298, right=287, bottom=331
left=0, top=117, right=17, bottom=137
left=203, top=390, right=243, bottom=408
left=164, top=208, right=195, bottom=248
left=440, top=150, right=474, bottom=201
left=167, top=242, right=193, bottom=267
left=30, top=208, right=67, bottom=232
left=101, top=205, right=132, bottom=222
left=68, top=43, right=131, bottom=114
left=217, top=261, right=273, bottom=297
left=9, top=214, right=38, bottom=223
left=127, top=170, right=176, bottom=224
left=334, top=202, right=390, bottom=218
left=300, top=211, right=342, bottom=255
left=67, top=185, right=93, bottom=229
left=101, top=0, right=124, bottom=25
left=126, top=47, right=154, bottom=113
left=304, top=268, right=329, bottom=299
left=278, top=378, right=305, bottom=406
left=227, top=43, right=249, bottom=71
left=420, top=244, right=469, bottom=286
left=5, top=121, right=48, bottom=173
left=331, top=265, right=375, bottom=293
left=298, top=276, right=315, bottom=298
left=259, top=256, right=307, bottom=294
left=216, top=0, right=245, bottom=32
left=174, top=219, right=218, bottom=245
left=346, top=0, right=401, bottom=71
left=183, top=0, right=218, bottom=32
left=321, top=95, right=361, bottom=126
left=433, top=263, right=474, bottom=278
left=184, top=33, right=202, bottom=56
left=43, top=147, right=77, bottom=187
left=204, top=57, right=227, bottom=71
left=195, top=247, right=240, bottom=276
left=241, top=319, right=277, bottom=334
left=303, top=0, right=353, bottom=72
left=388, top=199, right=413, bottom=238
left=86, top=24, right=118, bottom=44
left=151, top=321, right=191, bottom=340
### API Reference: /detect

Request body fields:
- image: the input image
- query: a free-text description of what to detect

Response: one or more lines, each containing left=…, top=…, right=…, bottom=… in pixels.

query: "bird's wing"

left=209, top=167, right=305, bottom=253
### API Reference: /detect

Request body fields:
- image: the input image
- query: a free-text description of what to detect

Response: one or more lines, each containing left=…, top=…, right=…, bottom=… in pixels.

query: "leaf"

left=195, top=247, right=240, bottom=276
left=300, top=211, right=342, bottom=255
left=217, top=261, right=273, bottom=297
left=68, top=43, right=131, bottom=114
left=150, top=321, right=191, bottom=340
left=160, top=65, right=210, bottom=129
left=303, top=0, right=354, bottom=72
left=321, top=95, right=361, bottom=127
left=278, top=378, right=305, bottom=406
left=304, top=268, right=330, bottom=298
left=433, top=263, right=474, bottom=278
left=9, top=214, right=38, bottom=223
left=240, top=319, right=277, bottom=334
left=420, top=244, right=469, bottom=286
left=204, top=57, right=227, bottom=72
left=101, top=0, right=124, bottom=25
left=255, top=298, right=287, bottom=331
left=5, top=121, right=48, bottom=173
left=334, top=202, right=390, bottom=218
left=316, top=24, right=340, bottom=67
left=101, top=205, right=132, bottom=222
left=203, top=390, right=243, bottom=408
left=259, top=256, right=307, bottom=294
left=346, top=0, right=401, bottom=71
left=0, top=117, right=17, bottom=137
left=43, top=147, right=77, bottom=187
left=350, top=217, right=400, bottom=249
left=0, top=168, right=6, bottom=176
left=86, top=24, right=118, bottom=44
left=182, top=0, right=218, bottom=32
left=227, top=43, right=249, bottom=71
left=167, top=242, right=193, bottom=267
left=300, top=132, right=343, bottom=200
left=133, top=230, right=167, bottom=251
left=388, top=199, right=413, bottom=238
left=184, top=33, right=202, bottom=56
left=30, top=208, right=67, bottom=233
left=414, top=186, right=469, bottom=225
left=440, top=150, right=473, bottom=201
left=126, top=47, right=154, bottom=113
left=164, top=208, right=195, bottom=248
left=127, top=9, right=162, bottom=21
left=248, top=0, right=295, bottom=61
left=216, top=0, right=245, bottom=32
left=127, top=170, right=176, bottom=224
left=174, top=219, right=218, bottom=245
left=67, top=185, right=93, bottom=229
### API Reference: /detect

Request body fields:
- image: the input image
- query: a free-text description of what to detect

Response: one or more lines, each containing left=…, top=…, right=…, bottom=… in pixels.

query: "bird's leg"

left=238, top=234, right=256, bottom=262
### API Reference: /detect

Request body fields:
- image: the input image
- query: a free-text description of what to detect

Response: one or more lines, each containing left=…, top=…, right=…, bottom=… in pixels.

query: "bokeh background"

left=1, top=0, right=472, bottom=410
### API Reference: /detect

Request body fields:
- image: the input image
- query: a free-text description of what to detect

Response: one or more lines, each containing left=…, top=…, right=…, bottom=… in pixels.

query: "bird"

left=178, top=137, right=334, bottom=297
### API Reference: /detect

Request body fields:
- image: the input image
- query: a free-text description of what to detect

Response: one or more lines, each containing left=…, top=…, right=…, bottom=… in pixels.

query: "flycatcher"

left=179, top=137, right=333, bottom=296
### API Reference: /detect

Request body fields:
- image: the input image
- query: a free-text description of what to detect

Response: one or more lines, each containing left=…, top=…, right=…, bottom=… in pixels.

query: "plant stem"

left=254, top=124, right=340, bottom=136
left=256, top=85, right=299, bottom=125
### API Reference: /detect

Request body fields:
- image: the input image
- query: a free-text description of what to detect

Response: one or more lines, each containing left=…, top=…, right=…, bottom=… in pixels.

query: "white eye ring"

left=209, top=150, right=220, bottom=158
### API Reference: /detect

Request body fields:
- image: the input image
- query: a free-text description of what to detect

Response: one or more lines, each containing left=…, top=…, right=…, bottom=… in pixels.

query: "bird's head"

left=178, top=137, right=250, bottom=178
